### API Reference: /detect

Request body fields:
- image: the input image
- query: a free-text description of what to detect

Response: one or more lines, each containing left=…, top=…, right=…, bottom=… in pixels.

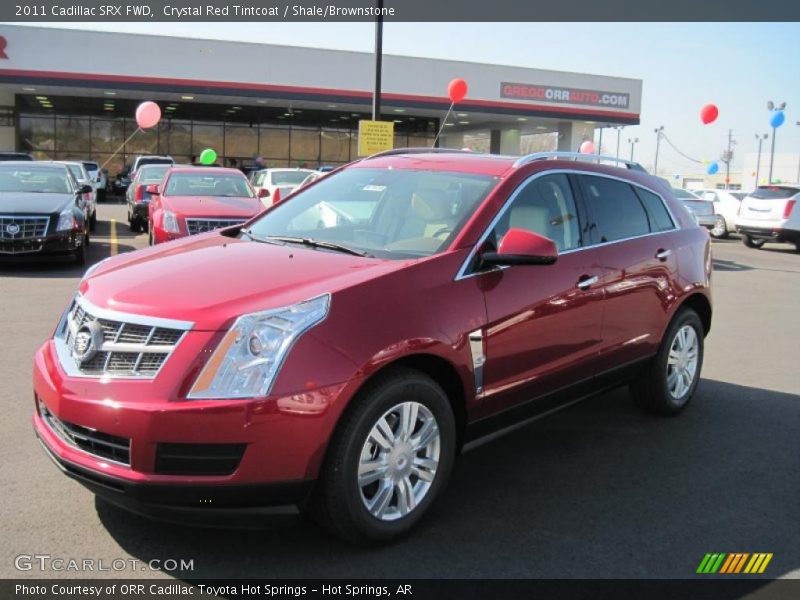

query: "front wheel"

left=73, top=238, right=87, bottom=267
left=710, top=215, right=728, bottom=239
left=630, top=308, right=704, bottom=416
left=311, top=368, right=456, bottom=544
left=742, top=235, right=766, bottom=249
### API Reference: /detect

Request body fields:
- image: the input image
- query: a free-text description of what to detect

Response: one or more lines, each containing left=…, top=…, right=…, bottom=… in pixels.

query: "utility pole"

left=721, top=129, right=736, bottom=190
left=371, top=0, right=384, bottom=121
left=653, top=126, right=664, bottom=175
left=755, top=133, right=767, bottom=190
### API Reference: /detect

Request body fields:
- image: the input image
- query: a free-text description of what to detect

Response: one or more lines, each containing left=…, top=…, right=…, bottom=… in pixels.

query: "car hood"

left=79, top=233, right=406, bottom=330
left=0, top=192, right=74, bottom=214
left=162, top=195, right=263, bottom=218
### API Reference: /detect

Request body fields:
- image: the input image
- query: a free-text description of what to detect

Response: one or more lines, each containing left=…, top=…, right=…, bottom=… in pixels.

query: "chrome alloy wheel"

left=667, top=325, right=699, bottom=400
left=711, top=215, right=727, bottom=238
left=358, top=401, right=440, bottom=521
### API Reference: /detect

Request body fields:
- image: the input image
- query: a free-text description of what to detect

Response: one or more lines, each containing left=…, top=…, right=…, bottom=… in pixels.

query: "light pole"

left=653, top=126, right=664, bottom=175
left=628, top=137, right=639, bottom=161
left=615, top=126, right=624, bottom=159
left=371, top=0, right=384, bottom=121
left=755, top=133, right=768, bottom=190
left=767, top=100, right=786, bottom=184
left=796, top=121, right=800, bottom=183
left=597, top=125, right=603, bottom=155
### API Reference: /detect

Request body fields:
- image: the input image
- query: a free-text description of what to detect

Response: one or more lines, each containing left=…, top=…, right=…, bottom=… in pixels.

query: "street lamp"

left=628, top=137, right=639, bottom=161
left=653, top=126, right=664, bottom=175
left=615, top=126, right=625, bottom=159
left=755, top=133, right=768, bottom=190
left=767, top=100, right=786, bottom=183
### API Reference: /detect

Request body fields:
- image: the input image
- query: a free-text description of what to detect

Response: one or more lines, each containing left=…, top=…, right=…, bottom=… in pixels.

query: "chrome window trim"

left=454, top=169, right=680, bottom=281
left=53, top=294, right=193, bottom=380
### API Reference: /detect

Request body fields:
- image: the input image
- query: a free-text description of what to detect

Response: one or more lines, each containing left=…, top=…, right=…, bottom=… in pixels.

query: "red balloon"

left=448, top=78, right=468, bottom=104
left=700, top=104, right=719, bottom=125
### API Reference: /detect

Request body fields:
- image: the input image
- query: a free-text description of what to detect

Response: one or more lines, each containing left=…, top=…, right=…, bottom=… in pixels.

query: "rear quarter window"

left=635, top=188, right=675, bottom=231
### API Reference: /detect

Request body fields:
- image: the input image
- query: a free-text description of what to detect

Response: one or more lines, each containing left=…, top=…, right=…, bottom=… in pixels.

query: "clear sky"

left=8, top=22, right=800, bottom=174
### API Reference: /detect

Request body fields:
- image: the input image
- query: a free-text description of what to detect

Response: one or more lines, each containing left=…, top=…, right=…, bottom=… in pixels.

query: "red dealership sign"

left=501, top=82, right=629, bottom=108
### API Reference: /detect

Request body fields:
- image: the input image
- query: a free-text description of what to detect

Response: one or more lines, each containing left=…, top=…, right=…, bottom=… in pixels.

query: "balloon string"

left=431, top=103, right=455, bottom=148
left=99, top=127, right=143, bottom=171
left=659, top=131, right=703, bottom=164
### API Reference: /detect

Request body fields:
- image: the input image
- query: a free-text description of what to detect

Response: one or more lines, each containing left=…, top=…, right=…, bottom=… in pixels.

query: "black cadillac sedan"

left=0, top=162, right=92, bottom=265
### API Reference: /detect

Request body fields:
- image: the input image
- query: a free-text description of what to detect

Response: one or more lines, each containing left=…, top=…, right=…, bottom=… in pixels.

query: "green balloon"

left=199, top=148, right=217, bottom=165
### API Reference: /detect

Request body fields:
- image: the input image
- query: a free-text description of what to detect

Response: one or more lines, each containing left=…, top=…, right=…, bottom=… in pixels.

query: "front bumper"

left=33, top=338, right=357, bottom=518
left=0, top=230, right=83, bottom=257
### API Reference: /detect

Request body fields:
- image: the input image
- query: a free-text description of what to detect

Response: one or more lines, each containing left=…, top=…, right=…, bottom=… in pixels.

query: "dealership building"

left=0, top=25, right=642, bottom=175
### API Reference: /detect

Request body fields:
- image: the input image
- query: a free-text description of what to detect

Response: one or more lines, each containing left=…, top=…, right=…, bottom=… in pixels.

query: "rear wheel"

left=312, top=368, right=456, bottom=544
left=89, top=211, right=97, bottom=232
left=742, top=235, right=766, bottom=249
left=631, top=308, right=704, bottom=416
left=710, top=216, right=727, bottom=239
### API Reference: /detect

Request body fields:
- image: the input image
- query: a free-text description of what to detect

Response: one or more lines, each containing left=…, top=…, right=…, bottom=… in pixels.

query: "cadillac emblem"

left=70, top=320, right=104, bottom=365
left=5, top=223, right=20, bottom=235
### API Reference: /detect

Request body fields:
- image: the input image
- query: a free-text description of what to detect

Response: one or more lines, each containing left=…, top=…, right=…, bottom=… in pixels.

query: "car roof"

left=1, top=161, right=67, bottom=169
left=166, top=166, right=245, bottom=176
left=354, top=151, right=518, bottom=177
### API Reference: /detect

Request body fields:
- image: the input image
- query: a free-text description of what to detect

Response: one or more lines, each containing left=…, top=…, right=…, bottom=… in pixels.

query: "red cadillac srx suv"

left=33, top=150, right=712, bottom=543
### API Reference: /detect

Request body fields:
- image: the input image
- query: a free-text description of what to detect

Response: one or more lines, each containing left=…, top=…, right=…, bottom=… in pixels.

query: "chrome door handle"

left=655, top=248, right=672, bottom=261
left=577, top=275, right=599, bottom=290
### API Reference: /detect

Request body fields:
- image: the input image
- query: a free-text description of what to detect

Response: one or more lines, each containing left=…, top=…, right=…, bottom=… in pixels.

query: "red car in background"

left=33, top=150, right=712, bottom=544
left=148, top=167, right=263, bottom=244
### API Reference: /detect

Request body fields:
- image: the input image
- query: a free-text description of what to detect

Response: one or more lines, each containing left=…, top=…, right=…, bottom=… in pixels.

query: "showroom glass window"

left=579, top=175, right=651, bottom=243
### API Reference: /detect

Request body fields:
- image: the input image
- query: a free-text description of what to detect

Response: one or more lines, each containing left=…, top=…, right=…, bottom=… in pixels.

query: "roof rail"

left=513, top=151, right=646, bottom=172
left=363, top=147, right=476, bottom=160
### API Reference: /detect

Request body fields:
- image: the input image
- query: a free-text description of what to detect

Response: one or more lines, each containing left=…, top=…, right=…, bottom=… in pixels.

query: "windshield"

left=750, top=186, right=800, bottom=200
left=244, top=167, right=498, bottom=260
left=139, top=166, right=170, bottom=183
left=272, top=170, right=314, bottom=186
left=671, top=188, right=698, bottom=199
left=164, top=172, right=254, bottom=197
left=0, top=165, right=71, bottom=193
left=66, top=164, right=86, bottom=181
left=82, top=162, right=99, bottom=173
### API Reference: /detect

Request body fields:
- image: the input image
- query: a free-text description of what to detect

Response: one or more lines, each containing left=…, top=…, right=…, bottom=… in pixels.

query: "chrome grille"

left=54, top=295, right=192, bottom=379
left=38, top=399, right=131, bottom=465
left=0, top=215, right=49, bottom=240
left=186, top=218, right=246, bottom=236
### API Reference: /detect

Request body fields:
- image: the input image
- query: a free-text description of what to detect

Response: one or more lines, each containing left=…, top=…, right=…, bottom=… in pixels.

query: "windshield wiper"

left=265, top=235, right=369, bottom=257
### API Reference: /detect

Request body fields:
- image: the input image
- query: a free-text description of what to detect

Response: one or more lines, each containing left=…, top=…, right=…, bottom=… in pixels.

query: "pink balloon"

left=135, top=101, right=161, bottom=129
left=579, top=140, right=595, bottom=154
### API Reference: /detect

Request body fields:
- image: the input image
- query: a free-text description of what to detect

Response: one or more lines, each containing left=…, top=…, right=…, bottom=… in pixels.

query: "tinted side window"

left=492, top=173, right=581, bottom=252
left=580, top=176, right=650, bottom=242
left=636, top=188, right=675, bottom=232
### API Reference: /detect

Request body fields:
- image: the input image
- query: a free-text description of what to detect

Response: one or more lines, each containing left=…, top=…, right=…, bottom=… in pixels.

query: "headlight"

left=162, top=210, right=180, bottom=233
left=56, top=209, right=77, bottom=232
left=187, top=294, right=330, bottom=400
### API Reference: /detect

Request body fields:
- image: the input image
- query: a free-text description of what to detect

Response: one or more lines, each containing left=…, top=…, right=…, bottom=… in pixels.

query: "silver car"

left=672, top=188, right=715, bottom=231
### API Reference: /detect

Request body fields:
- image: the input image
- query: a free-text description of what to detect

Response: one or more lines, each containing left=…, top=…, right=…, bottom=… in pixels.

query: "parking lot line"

left=110, top=218, right=118, bottom=256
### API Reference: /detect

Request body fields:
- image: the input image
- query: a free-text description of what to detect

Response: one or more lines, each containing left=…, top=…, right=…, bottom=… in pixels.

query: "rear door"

left=474, top=172, right=605, bottom=417
left=576, top=174, right=680, bottom=371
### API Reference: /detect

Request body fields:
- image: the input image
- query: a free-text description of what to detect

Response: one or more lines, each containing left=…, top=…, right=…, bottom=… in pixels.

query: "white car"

left=51, top=160, right=97, bottom=231
left=691, top=188, right=743, bottom=238
left=252, top=168, right=315, bottom=207
left=735, top=184, right=800, bottom=251
left=82, top=161, right=106, bottom=201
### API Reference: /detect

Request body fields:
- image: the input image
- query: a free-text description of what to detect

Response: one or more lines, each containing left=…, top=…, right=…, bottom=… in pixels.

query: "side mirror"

left=145, top=184, right=160, bottom=195
left=481, top=228, right=558, bottom=266
left=257, top=188, right=270, bottom=198
left=78, top=184, right=93, bottom=195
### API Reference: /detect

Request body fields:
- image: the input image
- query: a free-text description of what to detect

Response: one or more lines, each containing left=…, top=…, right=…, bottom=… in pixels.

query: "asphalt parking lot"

left=1, top=199, right=798, bottom=580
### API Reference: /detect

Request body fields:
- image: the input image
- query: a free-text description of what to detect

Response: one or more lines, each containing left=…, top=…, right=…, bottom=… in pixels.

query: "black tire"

left=311, top=367, right=456, bottom=544
left=742, top=235, right=765, bottom=249
left=794, top=242, right=800, bottom=253
left=709, top=215, right=728, bottom=239
left=74, top=238, right=87, bottom=267
left=89, top=211, right=97, bottom=232
left=630, top=308, right=704, bottom=416
left=148, top=227, right=154, bottom=246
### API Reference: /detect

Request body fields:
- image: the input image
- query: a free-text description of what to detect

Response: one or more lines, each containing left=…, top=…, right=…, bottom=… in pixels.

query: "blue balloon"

left=770, top=110, right=785, bottom=129
left=707, top=162, right=719, bottom=175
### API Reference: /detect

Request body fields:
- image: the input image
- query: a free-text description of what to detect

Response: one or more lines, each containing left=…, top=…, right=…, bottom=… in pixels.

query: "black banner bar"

left=3, top=0, right=800, bottom=22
